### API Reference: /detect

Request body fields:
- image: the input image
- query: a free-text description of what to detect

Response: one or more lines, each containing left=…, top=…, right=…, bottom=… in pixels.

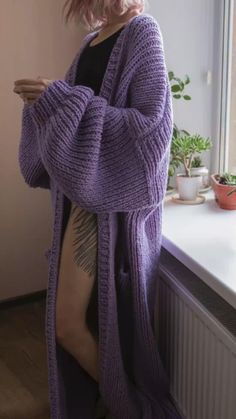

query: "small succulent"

left=217, top=173, right=236, bottom=196
left=191, top=156, right=203, bottom=168
left=218, top=173, right=236, bottom=185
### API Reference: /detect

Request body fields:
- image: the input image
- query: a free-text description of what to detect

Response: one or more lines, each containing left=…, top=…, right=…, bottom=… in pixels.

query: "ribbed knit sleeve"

left=18, top=104, right=50, bottom=189
left=28, top=19, right=172, bottom=212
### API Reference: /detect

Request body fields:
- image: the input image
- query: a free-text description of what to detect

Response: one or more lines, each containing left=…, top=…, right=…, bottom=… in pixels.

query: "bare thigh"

left=55, top=206, right=98, bottom=339
left=56, top=268, right=96, bottom=336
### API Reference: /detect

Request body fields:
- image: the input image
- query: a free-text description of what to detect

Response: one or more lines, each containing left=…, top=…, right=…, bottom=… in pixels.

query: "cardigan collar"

left=66, top=13, right=151, bottom=103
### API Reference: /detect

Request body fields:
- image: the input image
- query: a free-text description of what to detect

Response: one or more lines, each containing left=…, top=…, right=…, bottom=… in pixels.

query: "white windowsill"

left=162, top=189, right=236, bottom=309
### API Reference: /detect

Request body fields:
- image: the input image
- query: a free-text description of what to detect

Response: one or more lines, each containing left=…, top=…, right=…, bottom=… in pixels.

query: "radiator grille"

left=156, top=250, right=236, bottom=419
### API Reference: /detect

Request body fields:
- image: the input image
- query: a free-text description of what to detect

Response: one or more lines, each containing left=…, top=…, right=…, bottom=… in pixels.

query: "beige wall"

left=0, top=0, right=87, bottom=300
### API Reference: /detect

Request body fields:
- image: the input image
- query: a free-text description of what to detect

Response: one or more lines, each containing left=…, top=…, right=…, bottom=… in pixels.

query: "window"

left=220, top=0, right=236, bottom=174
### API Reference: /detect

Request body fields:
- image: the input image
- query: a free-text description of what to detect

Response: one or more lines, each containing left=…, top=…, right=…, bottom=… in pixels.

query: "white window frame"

left=219, top=0, right=234, bottom=173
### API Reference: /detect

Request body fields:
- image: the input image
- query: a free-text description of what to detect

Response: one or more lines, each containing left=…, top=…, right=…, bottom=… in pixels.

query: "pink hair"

left=62, top=0, right=147, bottom=30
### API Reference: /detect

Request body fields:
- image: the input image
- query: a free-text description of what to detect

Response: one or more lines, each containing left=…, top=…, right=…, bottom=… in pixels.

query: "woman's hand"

left=13, top=77, right=55, bottom=104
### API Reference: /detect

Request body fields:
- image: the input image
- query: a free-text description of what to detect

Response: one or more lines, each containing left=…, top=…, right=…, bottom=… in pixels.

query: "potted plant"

left=190, top=156, right=209, bottom=189
left=211, top=172, right=236, bottom=210
left=167, top=71, right=191, bottom=192
left=172, top=134, right=212, bottom=201
left=167, top=126, right=191, bottom=192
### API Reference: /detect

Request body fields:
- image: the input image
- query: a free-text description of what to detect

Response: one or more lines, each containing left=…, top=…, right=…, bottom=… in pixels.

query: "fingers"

left=14, top=78, right=43, bottom=85
left=13, top=77, right=54, bottom=104
left=14, top=77, right=52, bottom=87
left=13, top=84, right=45, bottom=94
left=13, top=77, right=53, bottom=95
left=13, top=80, right=45, bottom=105
left=20, top=92, right=40, bottom=99
left=14, top=91, right=39, bottom=104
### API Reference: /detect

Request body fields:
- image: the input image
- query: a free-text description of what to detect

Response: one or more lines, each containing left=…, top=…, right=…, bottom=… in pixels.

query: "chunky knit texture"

left=18, top=13, right=184, bottom=419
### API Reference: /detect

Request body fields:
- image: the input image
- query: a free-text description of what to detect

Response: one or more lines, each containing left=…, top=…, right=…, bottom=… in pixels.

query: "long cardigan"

left=18, top=12, right=184, bottom=419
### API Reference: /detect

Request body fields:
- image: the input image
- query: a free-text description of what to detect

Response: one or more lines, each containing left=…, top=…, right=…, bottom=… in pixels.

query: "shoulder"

left=128, top=13, right=164, bottom=46
left=130, top=13, right=161, bottom=31
left=125, top=14, right=165, bottom=67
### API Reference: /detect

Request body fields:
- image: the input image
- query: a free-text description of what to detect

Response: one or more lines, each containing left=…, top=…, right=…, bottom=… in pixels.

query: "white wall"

left=147, top=0, right=223, bottom=176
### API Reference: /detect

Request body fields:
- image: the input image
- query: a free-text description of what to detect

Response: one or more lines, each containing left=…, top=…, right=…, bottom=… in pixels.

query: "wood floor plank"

left=0, top=358, right=50, bottom=418
left=0, top=298, right=50, bottom=419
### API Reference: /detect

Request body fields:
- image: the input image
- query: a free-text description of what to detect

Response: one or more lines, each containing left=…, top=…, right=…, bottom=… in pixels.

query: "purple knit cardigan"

left=18, top=12, right=184, bottom=419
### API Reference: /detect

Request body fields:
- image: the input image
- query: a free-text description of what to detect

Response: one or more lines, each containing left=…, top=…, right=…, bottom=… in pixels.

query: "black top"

left=74, top=26, right=125, bottom=94
left=61, top=26, right=125, bottom=247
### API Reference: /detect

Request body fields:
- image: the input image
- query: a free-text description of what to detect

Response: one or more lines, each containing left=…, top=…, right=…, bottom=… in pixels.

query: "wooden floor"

left=0, top=297, right=50, bottom=419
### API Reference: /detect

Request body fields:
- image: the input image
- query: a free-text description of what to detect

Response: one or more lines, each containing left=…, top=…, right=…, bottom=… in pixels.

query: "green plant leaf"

left=183, top=95, right=191, bottom=100
left=179, top=82, right=185, bottom=91
left=168, top=166, right=175, bottom=177
left=171, top=84, right=181, bottom=92
left=191, top=156, right=202, bottom=168
left=184, top=75, right=190, bottom=85
left=173, top=94, right=182, bottom=99
left=171, top=134, right=212, bottom=171
left=168, top=71, right=174, bottom=81
left=220, top=173, right=236, bottom=185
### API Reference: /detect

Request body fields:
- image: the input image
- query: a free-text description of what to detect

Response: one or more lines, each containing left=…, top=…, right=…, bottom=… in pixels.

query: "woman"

left=14, top=1, right=184, bottom=418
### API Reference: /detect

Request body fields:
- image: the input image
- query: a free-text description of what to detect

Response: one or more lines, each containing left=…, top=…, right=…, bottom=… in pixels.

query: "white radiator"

left=156, top=250, right=236, bottom=419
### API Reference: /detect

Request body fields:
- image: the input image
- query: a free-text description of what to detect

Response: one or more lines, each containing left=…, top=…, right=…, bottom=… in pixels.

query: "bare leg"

left=57, top=320, right=99, bottom=382
left=55, top=205, right=99, bottom=381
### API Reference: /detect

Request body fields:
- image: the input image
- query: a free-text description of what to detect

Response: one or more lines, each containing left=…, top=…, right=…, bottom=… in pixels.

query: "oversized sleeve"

left=18, top=103, right=50, bottom=189
left=28, top=19, right=173, bottom=211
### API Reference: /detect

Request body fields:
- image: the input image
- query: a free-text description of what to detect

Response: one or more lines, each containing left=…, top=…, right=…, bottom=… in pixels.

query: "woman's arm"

left=28, top=19, right=172, bottom=211
left=18, top=104, right=50, bottom=189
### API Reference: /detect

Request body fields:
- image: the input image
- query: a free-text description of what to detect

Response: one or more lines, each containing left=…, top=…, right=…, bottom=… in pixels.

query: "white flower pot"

left=176, top=174, right=202, bottom=200
left=190, top=166, right=209, bottom=188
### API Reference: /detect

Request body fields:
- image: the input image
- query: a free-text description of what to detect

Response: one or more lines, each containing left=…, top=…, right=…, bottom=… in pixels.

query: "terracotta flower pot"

left=210, top=174, right=236, bottom=210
